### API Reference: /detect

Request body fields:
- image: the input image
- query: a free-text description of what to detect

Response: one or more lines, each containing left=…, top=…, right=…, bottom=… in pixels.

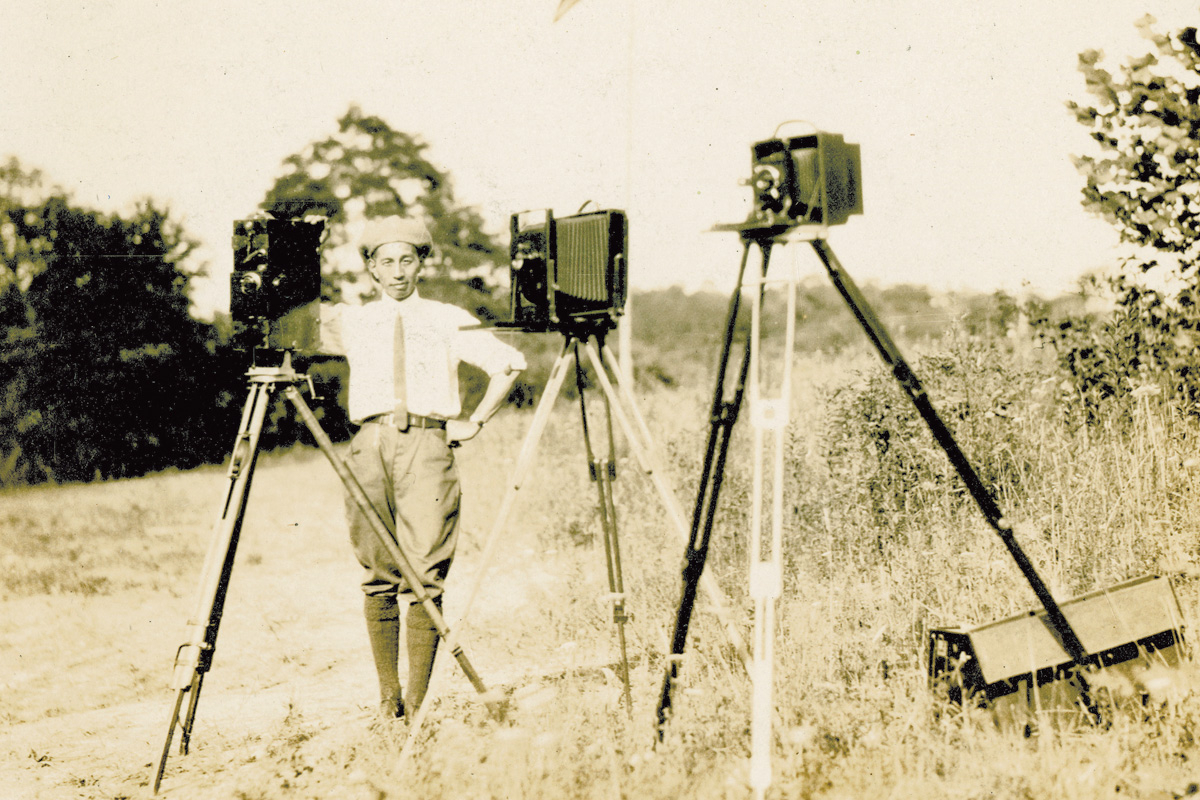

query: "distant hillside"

left=628, top=280, right=1088, bottom=356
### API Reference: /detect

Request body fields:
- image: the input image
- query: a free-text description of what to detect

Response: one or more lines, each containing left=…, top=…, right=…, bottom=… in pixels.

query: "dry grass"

left=3, top=338, right=1200, bottom=799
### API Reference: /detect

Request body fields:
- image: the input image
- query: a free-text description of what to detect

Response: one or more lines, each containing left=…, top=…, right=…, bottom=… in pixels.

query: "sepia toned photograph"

left=3, top=1, right=1200, bottom=797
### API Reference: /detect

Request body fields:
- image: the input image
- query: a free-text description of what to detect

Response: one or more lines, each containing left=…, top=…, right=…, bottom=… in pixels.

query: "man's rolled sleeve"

left=455, top=326, right=526, bottom=377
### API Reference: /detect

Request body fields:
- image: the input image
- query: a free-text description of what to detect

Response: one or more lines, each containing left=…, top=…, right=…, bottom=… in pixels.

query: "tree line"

left=0, top=107, right=507, bottom=487
left=0, top=159, right=242, bottom=484
left=4, top=15, right=1200, bottom=488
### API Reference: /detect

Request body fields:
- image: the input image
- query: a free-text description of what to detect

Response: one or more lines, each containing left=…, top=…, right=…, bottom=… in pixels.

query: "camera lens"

left=239, top=272, right=263, bottom=295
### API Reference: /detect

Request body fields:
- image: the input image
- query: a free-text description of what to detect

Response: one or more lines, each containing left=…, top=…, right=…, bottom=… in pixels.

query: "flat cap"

left=359, top=216, right=433, bottom=260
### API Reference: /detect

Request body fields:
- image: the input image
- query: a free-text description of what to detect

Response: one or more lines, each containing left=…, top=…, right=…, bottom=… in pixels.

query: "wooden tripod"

left=152, top=353, right=498, bottom=793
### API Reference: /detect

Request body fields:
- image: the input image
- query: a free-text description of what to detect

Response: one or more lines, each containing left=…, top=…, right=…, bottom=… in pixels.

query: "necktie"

left=393, top=313, right=409, bottom=431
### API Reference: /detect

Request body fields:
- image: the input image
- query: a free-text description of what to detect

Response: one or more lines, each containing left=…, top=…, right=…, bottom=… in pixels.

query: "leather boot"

left=405, top=599, right=441, bottom=713
left=364, top=593, right=403, bottom=718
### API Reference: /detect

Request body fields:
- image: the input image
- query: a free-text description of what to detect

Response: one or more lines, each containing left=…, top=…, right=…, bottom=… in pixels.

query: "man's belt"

left=362, top=412, right=447, bottom=430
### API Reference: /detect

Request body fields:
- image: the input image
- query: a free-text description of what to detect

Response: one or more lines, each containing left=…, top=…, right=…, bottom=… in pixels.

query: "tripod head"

left=555, top=317, right=617, bottom=346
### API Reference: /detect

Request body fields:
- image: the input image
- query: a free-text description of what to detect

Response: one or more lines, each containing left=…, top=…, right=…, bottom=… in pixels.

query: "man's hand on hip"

left=446, top=419, right=482, bottom=444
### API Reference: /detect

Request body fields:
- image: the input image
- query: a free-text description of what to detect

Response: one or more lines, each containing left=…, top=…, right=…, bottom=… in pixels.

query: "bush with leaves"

left=820, top=330, right=1042, bottom=533
left=1058, top=16, right=1200, bottom=417
left=1029, top=272, right=1198, bottom=424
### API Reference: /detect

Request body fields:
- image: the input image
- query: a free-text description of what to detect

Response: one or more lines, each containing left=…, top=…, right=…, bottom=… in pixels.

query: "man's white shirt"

left=320, top=292, right=526, bottom=424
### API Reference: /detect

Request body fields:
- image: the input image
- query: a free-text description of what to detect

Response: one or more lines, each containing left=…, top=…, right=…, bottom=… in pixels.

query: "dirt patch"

left=0, top=436, right=647, bottom=798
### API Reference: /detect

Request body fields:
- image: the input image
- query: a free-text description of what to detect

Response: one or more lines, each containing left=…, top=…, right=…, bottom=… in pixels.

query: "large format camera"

left=230, top=217, right=324, bottom=352
left=745, top=131, right=862, bottom=233
left=507, top=208, right=628, bottom=333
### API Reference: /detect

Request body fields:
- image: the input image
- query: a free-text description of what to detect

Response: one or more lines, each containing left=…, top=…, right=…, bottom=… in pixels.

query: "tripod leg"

left=586, top=340, right=752, bottom=672
left=654, top=240, right=762, bottom=738
left=576, top=343, right=635, bottom=717
left=282, top=385, right=497, bottom=713
left=808, top=239, right=1089, bottom=664
left=458, top=341, right=574, bottom=619
left=597, top=466, right=634, bottom=717
left=154, top=377, right=274, bottom=793
left=746, top=245, right=796, bottom=800
left=396, top=343, right=577, bottom=768
left=810, top=239, right=1102, bottom=726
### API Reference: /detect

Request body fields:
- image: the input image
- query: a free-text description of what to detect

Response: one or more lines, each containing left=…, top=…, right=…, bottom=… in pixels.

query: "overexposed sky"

left=3, top=0, right=1197, bottom=315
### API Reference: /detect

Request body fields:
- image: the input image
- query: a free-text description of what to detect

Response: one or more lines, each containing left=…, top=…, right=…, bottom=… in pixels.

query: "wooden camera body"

left=508, top=208, right=627, bottom=334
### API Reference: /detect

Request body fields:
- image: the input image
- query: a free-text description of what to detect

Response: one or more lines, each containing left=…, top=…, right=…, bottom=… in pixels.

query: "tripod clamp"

left=246, top=358, right=317, bottom=393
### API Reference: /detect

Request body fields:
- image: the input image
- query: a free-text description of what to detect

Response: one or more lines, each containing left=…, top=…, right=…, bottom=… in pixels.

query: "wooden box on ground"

left=928, top=574, right=1186, bottom=725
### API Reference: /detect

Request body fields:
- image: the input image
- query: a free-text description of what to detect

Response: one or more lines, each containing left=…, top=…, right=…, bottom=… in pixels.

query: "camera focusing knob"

left=239, top=272, right=263, bottom=295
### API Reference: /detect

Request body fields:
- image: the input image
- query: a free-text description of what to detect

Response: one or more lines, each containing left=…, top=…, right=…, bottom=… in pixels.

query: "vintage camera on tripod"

left=507, top=208, right=628, bottom=334
left=230, top=217, right=324, bottom=353
left=746, top=130, right=863, bottom=232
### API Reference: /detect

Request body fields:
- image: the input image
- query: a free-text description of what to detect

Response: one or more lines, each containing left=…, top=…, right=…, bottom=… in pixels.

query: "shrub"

left=820, top=329, right=1042, bottom=535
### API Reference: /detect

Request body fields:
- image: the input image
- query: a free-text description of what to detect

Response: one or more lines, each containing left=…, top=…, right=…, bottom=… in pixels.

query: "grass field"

left=3, top=331, right=1200, bottom=799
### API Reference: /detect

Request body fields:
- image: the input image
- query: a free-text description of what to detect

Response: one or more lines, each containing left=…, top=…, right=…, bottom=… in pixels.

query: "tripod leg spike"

left=153, top=688, right=187, bottom=794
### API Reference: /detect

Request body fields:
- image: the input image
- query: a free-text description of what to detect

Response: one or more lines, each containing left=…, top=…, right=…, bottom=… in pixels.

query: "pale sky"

left=3, top=0, right=1198, bottom=316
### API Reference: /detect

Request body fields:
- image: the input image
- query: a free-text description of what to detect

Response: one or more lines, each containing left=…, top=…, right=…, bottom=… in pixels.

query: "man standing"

left=320, top=216, right=526, bottom=719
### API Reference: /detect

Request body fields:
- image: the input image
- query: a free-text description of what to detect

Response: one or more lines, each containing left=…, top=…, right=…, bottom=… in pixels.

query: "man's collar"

left=380, top=289, right=422, bottom=309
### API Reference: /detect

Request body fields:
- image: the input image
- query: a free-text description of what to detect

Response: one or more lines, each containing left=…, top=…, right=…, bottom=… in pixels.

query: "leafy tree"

left=260, top=105, right=505, bottom=302
left=0, top=158, right=239, bottom=484
left=1071, top=18, right=1200, bottom=276
left=1051, top=16, right=1200, bottom=416
left=256, top=106, right=519, bottom=428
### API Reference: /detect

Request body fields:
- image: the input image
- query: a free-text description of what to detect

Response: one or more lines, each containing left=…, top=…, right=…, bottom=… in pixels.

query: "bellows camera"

left=747, top=131, right=863, bottom=231
left=508, top=208, right=628, bottom=334
left=230, top=217, right=324, bottom=352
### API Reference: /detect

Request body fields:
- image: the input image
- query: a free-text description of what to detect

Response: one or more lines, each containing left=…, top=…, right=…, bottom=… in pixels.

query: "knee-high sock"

left=364, top=594, right=402, bottom=714
left=406, top=600, right=441, bottom=713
